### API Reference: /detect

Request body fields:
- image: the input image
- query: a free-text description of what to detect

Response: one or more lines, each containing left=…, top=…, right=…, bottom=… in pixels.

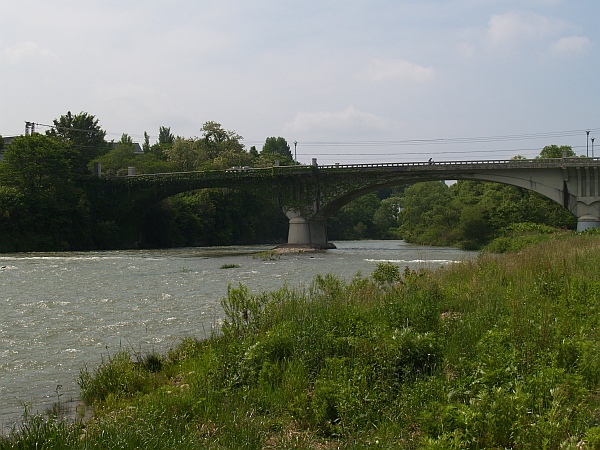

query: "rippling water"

left=0, top=240, right=475, bottom=426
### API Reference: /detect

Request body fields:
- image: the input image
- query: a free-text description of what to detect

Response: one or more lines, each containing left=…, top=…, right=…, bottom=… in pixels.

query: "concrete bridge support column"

left=577, top=215, right=600, bottom=232
left=574, top=199, right=600, bottom=232
left=284, top=211, right=335, bottom=249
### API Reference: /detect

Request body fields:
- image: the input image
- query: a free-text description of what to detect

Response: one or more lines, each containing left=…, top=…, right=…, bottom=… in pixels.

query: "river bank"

left=2, top=234, right=599, bottom=448
left=0, top=241, right=473, bottom=427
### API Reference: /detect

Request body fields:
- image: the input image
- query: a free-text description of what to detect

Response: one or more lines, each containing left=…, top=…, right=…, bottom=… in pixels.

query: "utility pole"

left=294, top=141, right=297, bottom=162
left=25, top=121, right=35, bottom=135
left=592, top=137, right=595, bottom=158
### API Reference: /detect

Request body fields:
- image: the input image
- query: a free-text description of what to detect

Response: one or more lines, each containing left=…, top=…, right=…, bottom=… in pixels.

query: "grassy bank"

left=2, top=235, right=600, bottom=449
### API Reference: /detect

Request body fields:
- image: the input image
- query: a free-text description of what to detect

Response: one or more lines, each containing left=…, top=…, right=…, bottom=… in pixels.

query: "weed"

left=4, top=235, right=600, bottom=448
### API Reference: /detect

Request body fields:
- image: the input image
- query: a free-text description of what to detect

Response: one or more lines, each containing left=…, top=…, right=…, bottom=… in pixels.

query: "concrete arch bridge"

left=105, top=158, right=600, bottom=248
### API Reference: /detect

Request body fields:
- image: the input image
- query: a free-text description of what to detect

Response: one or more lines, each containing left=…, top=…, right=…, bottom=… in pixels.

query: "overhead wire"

left=13, top=123, right=599, bottom=158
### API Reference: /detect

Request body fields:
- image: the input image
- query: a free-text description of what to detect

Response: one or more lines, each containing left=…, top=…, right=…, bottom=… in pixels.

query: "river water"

left=0, top=240, right=475, bottom=427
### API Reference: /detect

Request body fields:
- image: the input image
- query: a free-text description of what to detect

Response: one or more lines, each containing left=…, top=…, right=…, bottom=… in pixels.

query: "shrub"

left=78, top=350, right=162, bottom=403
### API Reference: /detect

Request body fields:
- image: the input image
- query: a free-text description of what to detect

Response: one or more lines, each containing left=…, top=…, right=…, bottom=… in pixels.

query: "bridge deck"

left=118, top=157, right=600, bottom=183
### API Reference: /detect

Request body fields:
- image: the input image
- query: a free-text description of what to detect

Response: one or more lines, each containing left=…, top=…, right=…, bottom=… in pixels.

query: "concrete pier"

left=285, top=213, right=336, bottom=249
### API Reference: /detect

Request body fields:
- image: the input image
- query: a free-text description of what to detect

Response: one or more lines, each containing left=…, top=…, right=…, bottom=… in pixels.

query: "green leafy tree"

left=146, top=126, right=175, bottom=159
left=373, top=195, right=403, bottom=238
left=94, top=142, right=136, bottom=176
left=0, top=134, right=75, bottom=193
left=328, top=193, right=381, bottom=240
left=200, top=121, right=244, bottom=161
left=164, top=138, right=200, bottom=172
left=119, top=133, right=134, bottom=146
left=260, top=137, right=293, bottom=165
left=0, top=134, right=92, bottom=251
left=143, top=132, right=151, bottom=153
left=46, top=111, right=108, bottom=174
left=158, top=126, right=175, bottom=146
left=538, top=144, right=575, bottom=158
left=399, top=181, right=459, bottom=245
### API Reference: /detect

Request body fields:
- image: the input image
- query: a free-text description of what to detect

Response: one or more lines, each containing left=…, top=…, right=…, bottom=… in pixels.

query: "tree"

left=399, top=181, right=459, bottom=245
left=164, top=138, right=200, bottom=172
left=538, top=145, right=575, bottom=159
left=328, top=193, right=381, bottom=240
left=0, top=134, right=75, bottom=193
left=373, top=195, right=403, bottom=238
left=158, top=126, right=175, bottom=146
left=119, top=133, right=134, bottom=146
left=143, top=132, right=151, bottom=153
left=94, top=142, right=136, bottom=176
left=146, top=126, right=175, bottom=159
left=261, top=137, right=293, bottom=165
left=0, top=134, right=92, bottom=251
left=46, top=111, right=107, bottom=174
left=200, top=121, right=244, bottom=161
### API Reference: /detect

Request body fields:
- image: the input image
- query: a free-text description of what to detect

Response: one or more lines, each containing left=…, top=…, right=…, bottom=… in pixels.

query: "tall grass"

left=2, top=235, right=600, bottom=449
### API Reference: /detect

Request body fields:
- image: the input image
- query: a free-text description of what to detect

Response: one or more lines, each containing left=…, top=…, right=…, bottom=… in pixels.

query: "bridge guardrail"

left=114, top=157, right=600, bottom=181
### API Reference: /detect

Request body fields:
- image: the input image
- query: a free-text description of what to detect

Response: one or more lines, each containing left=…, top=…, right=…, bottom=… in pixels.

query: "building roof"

left=108, top=141, right=143, bottom=154
left=2, top=136, right=16, bottom=147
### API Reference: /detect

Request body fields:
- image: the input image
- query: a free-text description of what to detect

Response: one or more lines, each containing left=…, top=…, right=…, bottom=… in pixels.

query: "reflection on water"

left=0, top=240, right=475, bottom=426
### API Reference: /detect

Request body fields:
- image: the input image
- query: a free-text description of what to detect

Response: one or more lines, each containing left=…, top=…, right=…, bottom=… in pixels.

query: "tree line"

left=0, top=112, right=294, bottom=251
left=0, top=111, right=579, bottom=252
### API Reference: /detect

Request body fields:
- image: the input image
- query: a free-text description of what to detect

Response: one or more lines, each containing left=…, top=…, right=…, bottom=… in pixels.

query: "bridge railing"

left=316, top=157, right=600, bottom=170
left=115, top=157, right=600, bottom=181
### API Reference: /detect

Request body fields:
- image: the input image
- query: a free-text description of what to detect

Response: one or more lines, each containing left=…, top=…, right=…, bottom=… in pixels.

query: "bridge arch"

left=314, top=172, right=566, bottom=221
left=106, top=159, right=600, bottom=248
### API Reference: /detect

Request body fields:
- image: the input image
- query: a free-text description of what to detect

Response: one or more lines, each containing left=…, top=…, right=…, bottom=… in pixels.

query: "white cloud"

left=485, top=12, right=566, bottom=49
left=359, top=59, right=435, bottom=84
left=551, top=36, right=592, bottom=55
left=2, top=41, right=56, bottom=64
left=284, top=106, right=391, bottom=135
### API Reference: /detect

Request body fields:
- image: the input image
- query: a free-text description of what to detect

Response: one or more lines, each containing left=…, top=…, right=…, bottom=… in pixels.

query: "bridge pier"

left=284, top=212, right=336, bottom=249
left=576, top=215, right=600, bottom=232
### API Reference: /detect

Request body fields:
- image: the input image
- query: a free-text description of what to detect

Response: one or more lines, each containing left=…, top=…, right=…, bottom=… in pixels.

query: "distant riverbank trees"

left=0, top=113, right=295, bottom=251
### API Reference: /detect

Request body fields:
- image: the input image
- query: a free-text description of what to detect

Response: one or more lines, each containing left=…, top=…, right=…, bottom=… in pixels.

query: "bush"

left=78, top=350, right=163, bottom=403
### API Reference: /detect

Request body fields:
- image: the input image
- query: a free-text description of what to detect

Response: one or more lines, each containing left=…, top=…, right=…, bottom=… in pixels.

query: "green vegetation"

left=0, top=114, right=583, bottom=253
left=327, top=146, right=579, bottom=248
left=3, top=234, right=599, bottom=448
left=396, top=176, right=576, bottom=250
left=0, top=113, right=292, bottom=251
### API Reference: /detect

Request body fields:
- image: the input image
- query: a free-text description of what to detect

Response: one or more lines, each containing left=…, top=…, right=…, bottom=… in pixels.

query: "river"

left=0, top=240, right=475, bottom=428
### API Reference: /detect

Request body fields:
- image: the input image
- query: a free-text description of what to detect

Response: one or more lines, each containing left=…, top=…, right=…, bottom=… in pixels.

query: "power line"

left=280, top=129, right=599, bottom=148
left=304, top=144, right=589, bottom=157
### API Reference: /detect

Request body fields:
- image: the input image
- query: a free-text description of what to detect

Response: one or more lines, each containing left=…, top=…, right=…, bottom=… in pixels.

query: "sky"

left=1, top=0, right=599, bottom=165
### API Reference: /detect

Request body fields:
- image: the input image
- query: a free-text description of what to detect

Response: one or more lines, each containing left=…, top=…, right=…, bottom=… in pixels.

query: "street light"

left=294, top=141, right=297, bottom=162
left=592, top=137, right=596, bottom=158
left=587, top=130, right=590, bottom=157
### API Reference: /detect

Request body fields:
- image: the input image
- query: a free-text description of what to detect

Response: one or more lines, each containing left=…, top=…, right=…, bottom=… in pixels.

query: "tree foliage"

left=0, top=134, right=75, bottom=193
left=260, top=137, right=294, bottom=165
left=0, top=134, right=92, bottom=251
left=538, top=144, right=575, bottom=158
left=46, top=111, right=108, bottom=174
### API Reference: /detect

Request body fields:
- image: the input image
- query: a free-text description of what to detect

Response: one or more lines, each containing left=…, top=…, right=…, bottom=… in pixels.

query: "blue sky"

left=1, top=0, right=598, bottom=164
